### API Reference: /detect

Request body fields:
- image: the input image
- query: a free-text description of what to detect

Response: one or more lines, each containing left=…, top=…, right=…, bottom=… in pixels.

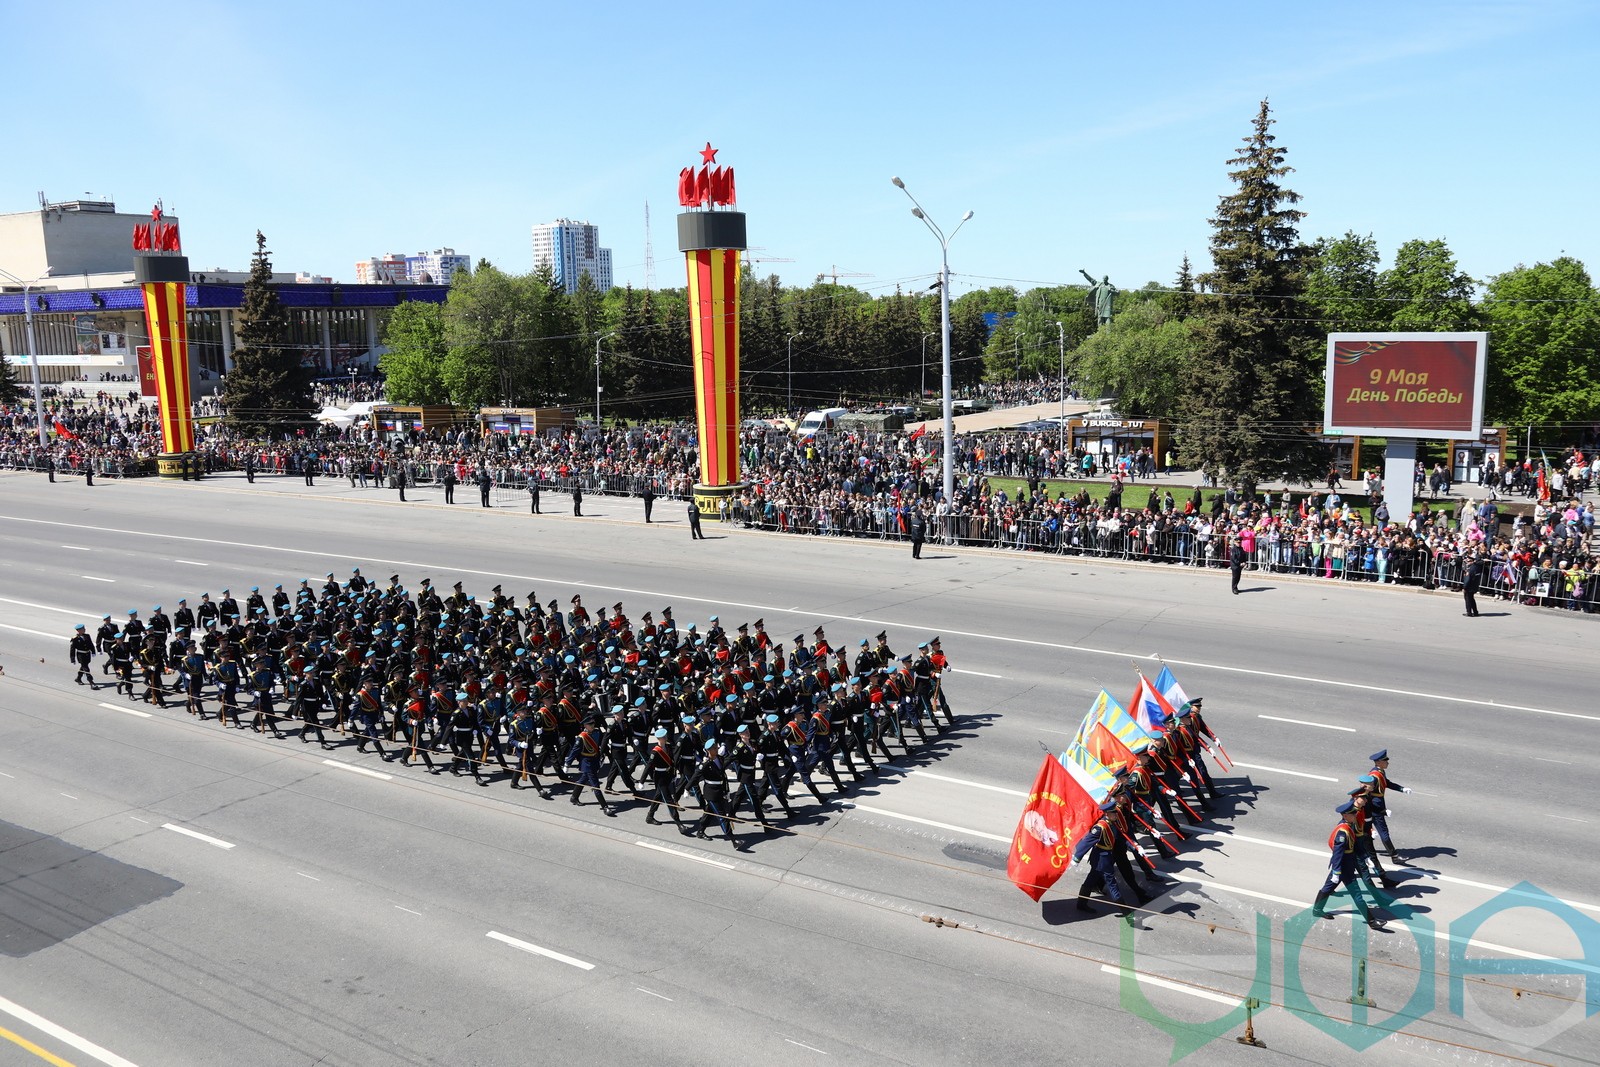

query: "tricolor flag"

left=1059, top=741, right=1117, bottom=801
left=1006, top=753, right=1100, bottom=901
left=1129, top=673, right=1178, bottom=735
left=1153, top=665, right=1191, bottom=714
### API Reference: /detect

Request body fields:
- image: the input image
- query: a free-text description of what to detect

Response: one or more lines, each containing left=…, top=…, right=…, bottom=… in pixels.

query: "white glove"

left=1400, top=786, right=1412, bottom=795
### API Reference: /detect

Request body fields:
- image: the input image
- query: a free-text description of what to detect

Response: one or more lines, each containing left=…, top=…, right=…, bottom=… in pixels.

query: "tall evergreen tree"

left=222, top=232, right=312, bottom=438
left=1178, top=100, right=1324, bottom=494
left=0, top=355, right=21, bottom=404
left=1170, top=253, right=1197, bottom=319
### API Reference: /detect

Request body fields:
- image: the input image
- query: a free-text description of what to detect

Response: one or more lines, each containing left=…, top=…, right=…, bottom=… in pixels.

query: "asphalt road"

left=0, top=471, right=1595, bottom=1067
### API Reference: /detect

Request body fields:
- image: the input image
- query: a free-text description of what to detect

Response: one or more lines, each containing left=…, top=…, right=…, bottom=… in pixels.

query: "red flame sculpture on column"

left=677, top=144, right=747, bottom=515
left=133, top=202, right=197, bottom=478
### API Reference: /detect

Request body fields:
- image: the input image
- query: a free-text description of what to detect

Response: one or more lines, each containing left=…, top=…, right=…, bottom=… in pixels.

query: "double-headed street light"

left=0, top=264, right=53, bottom=447
left=1055, top=320, right=1067, bottom=454
left=891, top=177, right=971, bottom=507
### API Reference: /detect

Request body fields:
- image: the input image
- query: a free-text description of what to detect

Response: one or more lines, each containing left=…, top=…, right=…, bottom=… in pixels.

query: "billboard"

left=1324, top=332, right=1487, bottom=440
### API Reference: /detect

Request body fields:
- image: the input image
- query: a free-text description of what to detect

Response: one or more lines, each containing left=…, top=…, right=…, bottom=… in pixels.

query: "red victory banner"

left=1324, top=332, right=1487, bottom=440
left=1007, top=754, right=1100, bottom=901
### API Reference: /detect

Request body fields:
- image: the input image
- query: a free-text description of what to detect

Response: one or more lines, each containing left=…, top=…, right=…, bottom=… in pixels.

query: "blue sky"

left=6, top=0, right=1594, bottom=300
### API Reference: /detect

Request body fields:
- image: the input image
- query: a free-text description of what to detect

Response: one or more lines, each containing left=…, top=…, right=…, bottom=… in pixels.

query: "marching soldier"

left=1365, top=749, right=1409, bottom=859
left=643, top=727, right=682, bottom=827
left=1073, top=801, right=1138, bottom=920
left=95, top=614, right=119, bottom=676
left=69, top=624, right=95, bottom=686
left=566, top=716, right=615, bottom=813
left=1313, top=802, right=1389, bottom=931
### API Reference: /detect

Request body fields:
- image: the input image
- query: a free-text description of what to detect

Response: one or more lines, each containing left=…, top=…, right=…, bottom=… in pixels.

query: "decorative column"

left=677, top=143, right=746, bottom=515
left=133, top=204, right=196, bottom=477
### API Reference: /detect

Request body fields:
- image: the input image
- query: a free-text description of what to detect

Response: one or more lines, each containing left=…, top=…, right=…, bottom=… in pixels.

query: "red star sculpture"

left=699, top=142, right=718, bottom=165
left=151, top=203, right=163, bottom=222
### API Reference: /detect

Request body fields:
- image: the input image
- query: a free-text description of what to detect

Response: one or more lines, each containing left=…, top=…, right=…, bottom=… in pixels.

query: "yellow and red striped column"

left=140, top=280, right=194, bottom=455
left=685, top=247, right=741, bottom=489
left=678, top=208, right=747, bottom=514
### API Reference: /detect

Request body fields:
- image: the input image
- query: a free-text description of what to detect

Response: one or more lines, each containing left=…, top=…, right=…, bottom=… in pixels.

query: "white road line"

left=635, top=987, right=674, bottom=1001
left=393, top=905, right=422, bottom=916
left=1099, top=965, right=1241, bottom=1007
left=950, top=668, right=1002, bottom=679
left=0, top=992, right=142, bottom=1067
left=60, top=545, right=89, bottom=550
left=12, top=513, right=1593, bottom=725
left=0, top=622, right=61, bottom=639
left=1534, top=757, right=1572, bottom=765
left=0, top=596, right=97, bottom=618
left=1257, top=714, right=1355, bottom=732
left=80, top=575, right=115, bottom=583
left=60, top=793, right=78, bottom=800
left=128, top=816, right=147, bottom=823
left=161, top=823, right=235, bottom=850
left=844, top=802, right=1009, bottom=843
left=635, top=841, right=735, bottom=870
left=782, top=1036, right=830, bottom=1055
left=173, top=559, right=208, bottom=566
left=97, top=702, right=152, bottom=719
left=1207, top=830, right=1325, bottom=857
left=486, top=930, right=595, bottom=971
left=910, top=770, right=1027, bottom=797
left=295, top=872, right=321, bottom=880
left=1228, top=761, right=1339, bottom=782
left=1551, top=814, right=1589, bottom=823
left=320, top=759, right=393, bottom=781
left=0, top=772, right=13, bottom=778
left=1403, top=736, right=1441, bottom=744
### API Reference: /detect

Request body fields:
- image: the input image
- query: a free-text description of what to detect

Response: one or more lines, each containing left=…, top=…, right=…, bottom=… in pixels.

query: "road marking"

left=160, top=823, right=235, bottom=850
left=1100, top=965, right=1241, bottom=1007
left=0, top=1020, right=76, bottom=1066
left=1228, top=761, right=1339, bottom=782
left=950, top=668, right=1002, bottom=679
left=0, top=622, right=61, bottom=639
left=60, top=545, right=89, bottom=551
left=1534, top=757, right=1572, bottom=765
left=781, top=1036, right=829, bottom=1055
left=128, top=817, right=147, bottom=824
left=0, top=992, right=141, bottom=1067
left=1206, top=830, right=1325, bottom=857
left=173, top=560, right=207, bottom=567
left=0, top=772, right=13, bottom=778
left=1403, top=737, right=1440, bottom=744
left=1257, top=714, right=1355, bottom=732
left=295, top=872, right=320, bottom=881
left=59, top=793, right=78, bottom=800
left=79, top=576, right=114, bottom=583
left=635, top=987, right=673, bottom=1001
left=10, top=513, right=1592, bottom=725
left=393, top=905, right=422, bottom=916
left=635, top=841, right=735, bottom=870
left=910, top=770, right=1027, bottom=797
left=96, top=702, right=151, bottom=719
left=0, top=596, right=96, bottom=618
left=486, top=931, right=595, bottom=971
left=844, top=802, right=1009, bottom=843
left=320, top=759, right=393, bottom=781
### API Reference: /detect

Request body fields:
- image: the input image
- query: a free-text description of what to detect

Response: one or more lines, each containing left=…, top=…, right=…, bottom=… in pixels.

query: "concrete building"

left=1, top=200, right=446, bottom=386
left=354, top=253, right=408, bottom=285
left=404, top=248, right=470, bottom=286
left=531, top=219, right=612, bottom=292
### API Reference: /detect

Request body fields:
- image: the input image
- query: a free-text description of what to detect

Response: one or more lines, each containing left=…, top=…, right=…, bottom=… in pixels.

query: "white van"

left=795, top=407, right=849, bottom=439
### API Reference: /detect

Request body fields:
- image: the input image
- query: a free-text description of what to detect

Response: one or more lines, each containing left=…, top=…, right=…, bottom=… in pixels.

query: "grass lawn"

left=982, top=475, right=1462, bottom=519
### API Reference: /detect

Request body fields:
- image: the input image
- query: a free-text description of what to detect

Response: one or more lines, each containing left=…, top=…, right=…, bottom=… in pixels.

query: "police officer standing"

left=687, top=501, right=705, bottom=540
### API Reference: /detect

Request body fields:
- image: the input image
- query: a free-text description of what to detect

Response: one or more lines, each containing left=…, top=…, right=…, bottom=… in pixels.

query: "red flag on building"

left=1006, top=753, right=1100, bottom=901
left=678, top=167, right=697, bottom=207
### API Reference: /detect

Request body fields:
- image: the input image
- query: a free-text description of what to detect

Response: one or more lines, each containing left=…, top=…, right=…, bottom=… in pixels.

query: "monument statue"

left=1079, top=269, right=1117, bottom=327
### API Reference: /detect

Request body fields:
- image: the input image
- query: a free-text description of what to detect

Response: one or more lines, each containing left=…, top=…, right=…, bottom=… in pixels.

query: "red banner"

left=1006, top=754, right=1099, bottom=901
left=136, top=345, right=158, bottom=397
left=1324, top=332, right=1486, bottom=439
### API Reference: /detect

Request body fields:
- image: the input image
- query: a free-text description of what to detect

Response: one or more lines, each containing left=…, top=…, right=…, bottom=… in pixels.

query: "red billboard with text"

left=1324, top=332, right=1486, bottom=440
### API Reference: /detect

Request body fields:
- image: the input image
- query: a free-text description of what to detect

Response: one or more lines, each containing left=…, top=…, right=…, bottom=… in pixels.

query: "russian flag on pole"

left=1129, top=673, right=1178, bottom=735
left=1154, top=665, right=1191, bottom=714
left=1090, top=689, right=1155, bottom=754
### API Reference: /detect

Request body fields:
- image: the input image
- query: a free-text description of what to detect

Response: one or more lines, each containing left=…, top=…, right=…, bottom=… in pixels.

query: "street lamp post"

left=891, top=177, right=971, bottom=509
left=1054, top=320, right=1066, bottom=455
left=0, top=265, right=52, bottom=446
left=594, top=331, right=614, bottom=427
left=786, top=330, right=803, bottom=415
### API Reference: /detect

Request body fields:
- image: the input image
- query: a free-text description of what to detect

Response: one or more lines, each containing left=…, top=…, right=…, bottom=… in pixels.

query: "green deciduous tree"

left=222, top=231, right=313, bottom=438
left=1072, top=300, right=1195, bottom=417
left=378, top=300, right=449, bottom=405
left=1481, top=257, right=1600, bottom=427
left=1380, top=238, right=1478, bottom=331
left=1305, top=231, right=1382, bottom=331
left=1178, top=100, right=1325, bottom=494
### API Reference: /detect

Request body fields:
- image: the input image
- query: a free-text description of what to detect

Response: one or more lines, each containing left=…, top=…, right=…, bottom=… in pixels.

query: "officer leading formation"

left=70, top=572, right=960, bottom=847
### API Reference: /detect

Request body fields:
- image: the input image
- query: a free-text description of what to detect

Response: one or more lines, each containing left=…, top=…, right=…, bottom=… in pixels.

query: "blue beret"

left=765, top=714, right=779, bottom=724
left=1358, top=774, right=1376, bottom=784
left=652, top=728, right=667, bottom=739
